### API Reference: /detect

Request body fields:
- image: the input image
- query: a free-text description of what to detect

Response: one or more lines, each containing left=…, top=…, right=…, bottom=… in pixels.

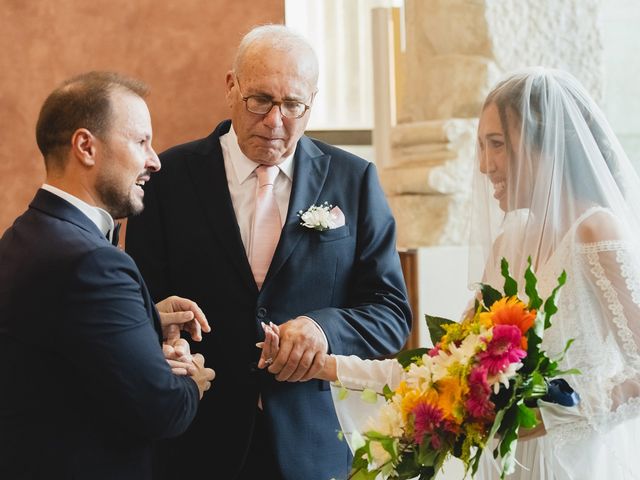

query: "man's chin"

left=247, top=146, right=286, bottom=165
left=127, top=200, right=145, bottom=217
left=108, top=200, right=143, bottom=220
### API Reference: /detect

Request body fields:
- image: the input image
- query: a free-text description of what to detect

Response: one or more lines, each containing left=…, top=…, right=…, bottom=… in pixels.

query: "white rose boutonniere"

left=298, top=202, right=345, bottom=231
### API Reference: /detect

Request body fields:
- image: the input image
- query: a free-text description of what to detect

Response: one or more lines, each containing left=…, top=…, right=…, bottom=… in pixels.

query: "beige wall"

left=0, top=0, right=284, bottom=233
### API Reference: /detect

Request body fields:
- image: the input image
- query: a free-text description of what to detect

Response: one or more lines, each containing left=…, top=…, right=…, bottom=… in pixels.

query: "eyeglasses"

left=235, top=77, right=313, bottom=119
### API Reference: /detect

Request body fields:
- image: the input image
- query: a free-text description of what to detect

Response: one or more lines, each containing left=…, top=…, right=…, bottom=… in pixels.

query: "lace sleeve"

left=330, top=356, right=404, bottom=453
left=576, top=241, right=640, bottom=427
left=335, top=355, right=404, bottom=392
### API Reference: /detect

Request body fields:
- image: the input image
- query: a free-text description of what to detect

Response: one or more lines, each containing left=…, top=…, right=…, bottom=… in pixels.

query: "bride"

left=260, top=68, right=640, bottom=479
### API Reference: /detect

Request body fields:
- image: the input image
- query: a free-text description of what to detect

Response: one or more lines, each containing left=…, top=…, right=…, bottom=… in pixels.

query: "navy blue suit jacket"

left=0, top=190, right=200, bottom=480
left=125, top=120, right=411, bottom=480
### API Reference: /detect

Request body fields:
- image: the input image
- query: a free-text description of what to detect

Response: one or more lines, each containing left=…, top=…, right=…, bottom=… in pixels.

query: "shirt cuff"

left=300, top=315, right=329, bottom=353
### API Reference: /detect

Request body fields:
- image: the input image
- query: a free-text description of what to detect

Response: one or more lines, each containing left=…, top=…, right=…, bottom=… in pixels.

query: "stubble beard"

left=95, top=157, right=144, bottom=219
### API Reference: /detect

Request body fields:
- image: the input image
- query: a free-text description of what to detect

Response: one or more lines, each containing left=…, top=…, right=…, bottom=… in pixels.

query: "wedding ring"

left=264, top=357, right=273, bottom=365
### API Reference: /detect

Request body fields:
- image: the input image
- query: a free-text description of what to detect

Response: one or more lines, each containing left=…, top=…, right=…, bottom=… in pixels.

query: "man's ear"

left=225, top=71, right=236, bottom=109
left=71, top=128, right=98, bottom=167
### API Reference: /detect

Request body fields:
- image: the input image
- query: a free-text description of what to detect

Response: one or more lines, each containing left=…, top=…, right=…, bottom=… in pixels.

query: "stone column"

left=380, top=0, right=603, bottom=248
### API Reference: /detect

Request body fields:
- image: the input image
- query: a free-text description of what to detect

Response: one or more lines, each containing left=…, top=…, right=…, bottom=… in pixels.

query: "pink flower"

left=412, top=402, right=444, bottom=447
left=477, top=325, right=526, bottom=375
left=428, top=345, right=441, bottom=357
left=465, top=366, right=495, bottom=419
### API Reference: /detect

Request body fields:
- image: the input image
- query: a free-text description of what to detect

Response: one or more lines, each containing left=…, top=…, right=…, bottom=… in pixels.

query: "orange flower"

left=435, top=377, right=467, bottom=424
left=481, top=296, right=536, bottom=349
left=398, top=382, right=427, bottom=420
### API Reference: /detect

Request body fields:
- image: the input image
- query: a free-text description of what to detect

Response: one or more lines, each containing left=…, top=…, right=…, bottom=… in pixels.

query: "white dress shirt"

left=220, top=126, right=294, bottom=259
left=219, top=126, right=328, bottom=351
left=41, top=184, right=115, bottom=241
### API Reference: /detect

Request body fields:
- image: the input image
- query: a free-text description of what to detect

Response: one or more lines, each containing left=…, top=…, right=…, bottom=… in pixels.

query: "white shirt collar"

left=222, top=125, right=295, bottom=182
left=41, top=184, right=115, bottom=238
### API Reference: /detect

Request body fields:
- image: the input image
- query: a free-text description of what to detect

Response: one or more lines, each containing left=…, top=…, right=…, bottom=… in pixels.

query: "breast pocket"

left=314, top=225, right=350, bottom=243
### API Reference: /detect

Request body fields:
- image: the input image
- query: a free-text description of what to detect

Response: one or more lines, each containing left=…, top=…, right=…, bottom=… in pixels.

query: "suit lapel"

left=30, top=189, right=109, bottom=246
left=186, top=121, right=257, bottom=292
left=265, top=136, right=330, bottom=284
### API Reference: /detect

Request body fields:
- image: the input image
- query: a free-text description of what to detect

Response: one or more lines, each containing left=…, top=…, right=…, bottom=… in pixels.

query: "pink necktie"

left=250, top=165, right=281, bottom=289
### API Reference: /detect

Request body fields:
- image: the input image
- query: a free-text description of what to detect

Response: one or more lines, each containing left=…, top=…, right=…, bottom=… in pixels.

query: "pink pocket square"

left=329, top=206, right=345, bottom=228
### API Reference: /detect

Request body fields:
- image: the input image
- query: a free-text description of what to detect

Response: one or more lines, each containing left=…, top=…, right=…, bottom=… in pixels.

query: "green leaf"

left=361, top=388, right=379, bottom=404
left=501, top=258, right=518, bottom=297
left=351, top=444, right=371, bottom=471
left=480, top=283, right=502, bottom=308
left=524, top=257, right=543, bottom=310
left=337, top=385, right=349, bottom=401
left=383, top=384, right=394, bottom=400
left=550, top=338, right=577, bottom=367
left=516, top=401, right=538, bottom=428
left=521, top=311, right=545, bottom=373
left=488, top=406, right=507, bottom=442
left=396, top=347, right=429, bottom=368
left=349, top=468, right=380, bottom=480
left=394, top=453, right=416, bottom=479
left=425, top=315, right=455, bottom=346
left=417, top=440, right=438, bottom=466
left=499, top=424, right=518, bottom=458
left=543, top=270, right=566, bottom=328
left=529, top=371, right=548, bottom=398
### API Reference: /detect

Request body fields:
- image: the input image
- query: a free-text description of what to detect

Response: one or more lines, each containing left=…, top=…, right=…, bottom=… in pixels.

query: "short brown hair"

left=36, top=71, right=149, bottom=170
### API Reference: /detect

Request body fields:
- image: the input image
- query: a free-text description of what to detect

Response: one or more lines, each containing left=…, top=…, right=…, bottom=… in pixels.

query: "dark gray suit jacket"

left=126, top=120, right=411, bottom=480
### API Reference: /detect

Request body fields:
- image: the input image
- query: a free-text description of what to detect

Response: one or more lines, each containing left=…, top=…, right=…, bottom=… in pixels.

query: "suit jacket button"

left=256, top=307, right=267, bottom=319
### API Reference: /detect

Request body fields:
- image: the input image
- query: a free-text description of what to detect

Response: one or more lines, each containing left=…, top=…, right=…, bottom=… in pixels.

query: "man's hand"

left=258, top=322, right=337, bottom=382
left=265, top=316, right=327, bottom=382
left=156, top=295, right=210, bottom=342
left=191, top=353, right=215, bottom=400
left=163, top=338, right=196, bottom=376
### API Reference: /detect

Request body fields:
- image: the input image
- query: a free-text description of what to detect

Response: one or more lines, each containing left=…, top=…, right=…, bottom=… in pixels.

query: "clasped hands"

left=155, top=295, right=215, bottom=398
left=257, top=317, right=329, bottom=382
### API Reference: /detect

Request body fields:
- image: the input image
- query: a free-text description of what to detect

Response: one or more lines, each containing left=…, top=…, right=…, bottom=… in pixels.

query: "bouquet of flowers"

left=341, top=258, right=579, bottom=480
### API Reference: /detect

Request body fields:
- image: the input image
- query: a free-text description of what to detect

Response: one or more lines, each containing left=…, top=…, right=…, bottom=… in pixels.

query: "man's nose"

left=262, top=103, right=284, bottom=128
left=147, top=148, right=161, bottom=172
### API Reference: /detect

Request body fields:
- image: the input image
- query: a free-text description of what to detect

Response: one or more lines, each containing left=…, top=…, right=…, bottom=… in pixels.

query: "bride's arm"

left=259, top=322, right=404, bottom=390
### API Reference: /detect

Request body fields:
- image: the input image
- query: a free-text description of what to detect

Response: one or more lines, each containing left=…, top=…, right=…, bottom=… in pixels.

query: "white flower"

left=451, top=332, right=483, bottom=364
left=366, top=401, right=404, bottom=438
left=298, top=202, right=340, bottom=231
left=405, top=356, right=434, bottom=388
left=489, top=362, right=523, bottom=394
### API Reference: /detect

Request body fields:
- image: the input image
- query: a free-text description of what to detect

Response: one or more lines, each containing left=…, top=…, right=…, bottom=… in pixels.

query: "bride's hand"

left=257, top=322, right=280, bottom=369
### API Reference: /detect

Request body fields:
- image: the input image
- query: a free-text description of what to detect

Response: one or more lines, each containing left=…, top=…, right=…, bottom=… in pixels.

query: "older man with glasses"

left=126, top=24, right=411, bottom=480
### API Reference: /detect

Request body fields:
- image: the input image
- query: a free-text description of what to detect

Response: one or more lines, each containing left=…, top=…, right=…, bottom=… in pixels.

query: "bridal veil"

left=470, top=67, right=640, bottom=478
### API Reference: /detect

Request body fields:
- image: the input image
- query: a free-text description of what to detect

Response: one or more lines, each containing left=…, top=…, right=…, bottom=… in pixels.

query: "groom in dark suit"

left=126, top=25, right=411, bottom=480
left=0, top=72, right=215, bottom=480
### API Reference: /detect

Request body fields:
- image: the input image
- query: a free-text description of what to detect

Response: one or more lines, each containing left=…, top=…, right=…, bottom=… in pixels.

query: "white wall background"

left=600, top=0, right=640, bottom=169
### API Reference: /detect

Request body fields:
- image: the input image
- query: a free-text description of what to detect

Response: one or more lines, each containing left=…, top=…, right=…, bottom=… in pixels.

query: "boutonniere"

left=297, top=202, right=345, bottom=231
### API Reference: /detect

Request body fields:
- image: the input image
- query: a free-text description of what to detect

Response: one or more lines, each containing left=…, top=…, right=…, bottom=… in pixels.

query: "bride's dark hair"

left=482, top=70, right=625, bottom=205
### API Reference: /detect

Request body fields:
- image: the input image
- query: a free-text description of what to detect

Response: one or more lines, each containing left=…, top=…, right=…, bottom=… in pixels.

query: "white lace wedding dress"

left=332, top=208, right=640, bottom=479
